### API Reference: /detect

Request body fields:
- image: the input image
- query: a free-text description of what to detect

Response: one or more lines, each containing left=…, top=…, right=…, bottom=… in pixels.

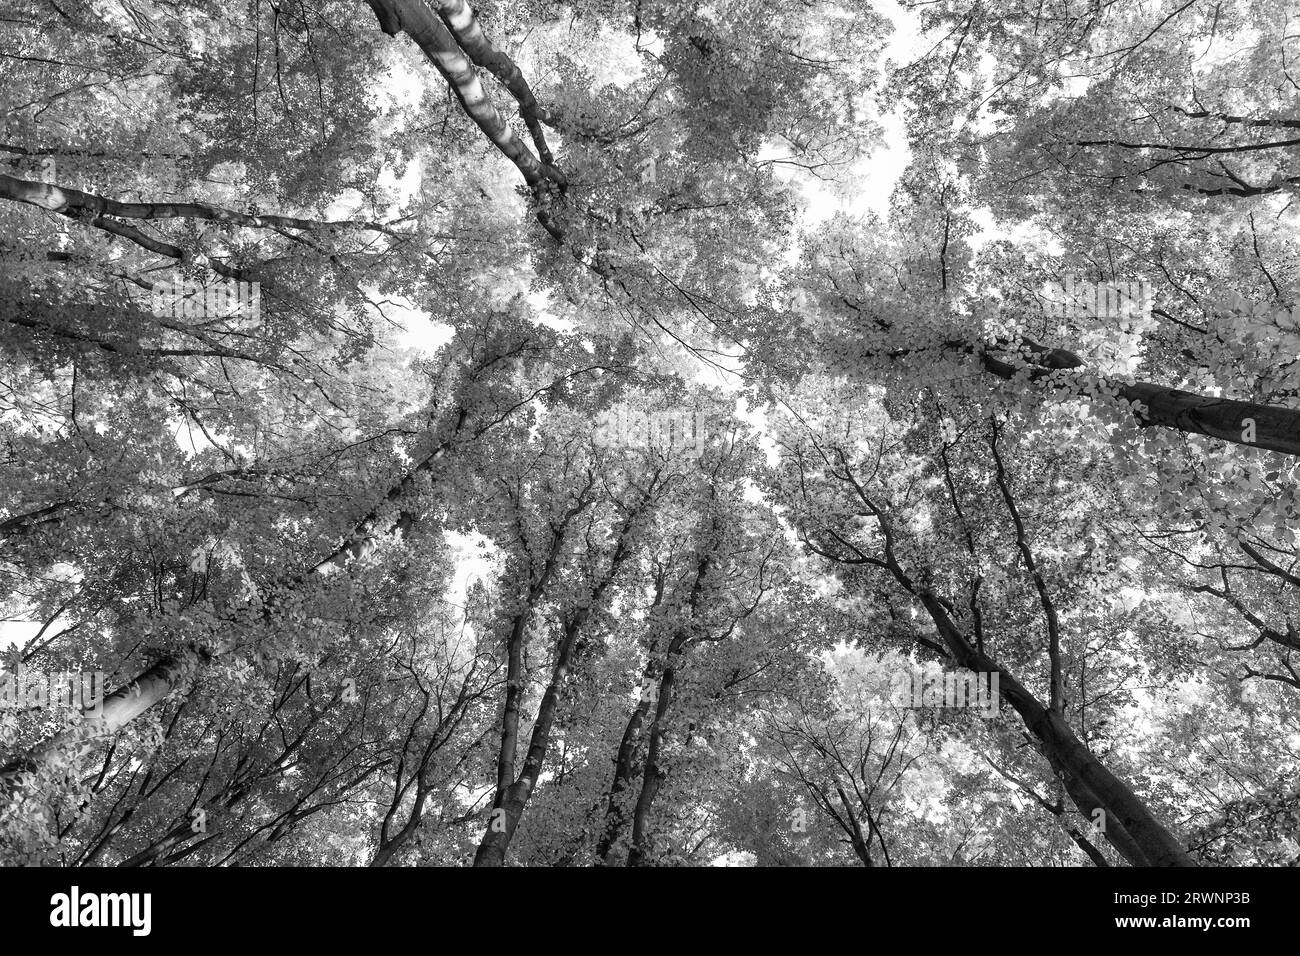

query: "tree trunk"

left=0, top=392, right=487, bottom=793
left=978, top=340, right=1300, bottom=458
left=428, top=0, right=560, bottom=171
left=914, top=592, right=1194, bottom=866
left=595, top=683, right=654, bottom=863
left=474, top=484, right=653, bottom=865
left=473, top=619, right=580, bottom=866
left=365, top=0, right=556, bottom=190
left=0, top=653, right=197, bottom=793
left=617, top=552, right=712, bottom=866
left=625, top=653, right=678, bottom=867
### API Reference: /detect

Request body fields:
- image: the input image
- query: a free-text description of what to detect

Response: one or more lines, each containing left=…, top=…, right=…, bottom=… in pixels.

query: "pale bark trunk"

left=0, top=653, right=197, bottom=794
left=473, top=615, right=581, bottom=866
left=428, top=0, right=560, bottom=174
left=0, top=173, right=400, bottom=234
left=365, top=0, right=555, bottom=190
left=1, top=407, right=472, bottom=791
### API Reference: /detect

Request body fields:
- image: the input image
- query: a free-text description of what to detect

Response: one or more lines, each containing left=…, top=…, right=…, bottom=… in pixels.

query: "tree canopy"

left=1, top=0, right=1298, bottom=867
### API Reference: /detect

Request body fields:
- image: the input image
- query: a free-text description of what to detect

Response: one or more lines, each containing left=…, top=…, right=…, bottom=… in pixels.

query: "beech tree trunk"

left=473, top=620, right=580, bottom=866
left=474, top=483, right=654, bottom=865
left=594, top=676, right=655, bottom=863
left=0, top=172, right=399, bottom=234
left=0, top=388, right=487, bottom=793
left=625, top=646, right=681, bottom=867
left=428, top=0, right=560, bottom=171
left=839, top=488, right=1195, bottom=867
left=365, top=0, right=556, bottom=190
left=913, top=591, right=1194, bottom=866
left=978, top=341, right=1300, bottom=458
left=622, top=553, right=712, bottom=866
left=0, top=653, right=197, bottom=794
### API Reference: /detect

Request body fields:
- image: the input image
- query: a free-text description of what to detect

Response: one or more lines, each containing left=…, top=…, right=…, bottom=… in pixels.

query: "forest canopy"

left=1, top=0, right=1298, bottom=868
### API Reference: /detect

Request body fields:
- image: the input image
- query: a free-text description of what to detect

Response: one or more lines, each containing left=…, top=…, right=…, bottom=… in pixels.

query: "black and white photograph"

left=0, top=0, right=1291, bottom=936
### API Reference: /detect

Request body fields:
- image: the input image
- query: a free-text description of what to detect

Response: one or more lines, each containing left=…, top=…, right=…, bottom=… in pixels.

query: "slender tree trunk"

left=494, top=614, right=527, bottom=804
left=843, top=487, right=1194, bottom=866
left=594, top=680, right=655, bottom=863
left=594, top=578, right=671, bottom=863
left=427, top=0, right=560, bottom=171
left=0, top=173, right=399, bottom=234
left=617, top=552, right=712, bottom=866
left=474, top=484, right=654, bottom=865
left=839, top=787, right=874, bottom=866
left=370, top=798, right=426, bottom=869
left=473, top=615, right=583, bottom=866
left=625, top=646, right=681, bottom=867
left=478, top=490, right=591, bottom=837
left=1065, top=825, right=1111, bottom=867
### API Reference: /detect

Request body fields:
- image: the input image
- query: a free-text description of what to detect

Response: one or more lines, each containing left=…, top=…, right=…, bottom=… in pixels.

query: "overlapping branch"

left=365, top=0, right=562, bottom=191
